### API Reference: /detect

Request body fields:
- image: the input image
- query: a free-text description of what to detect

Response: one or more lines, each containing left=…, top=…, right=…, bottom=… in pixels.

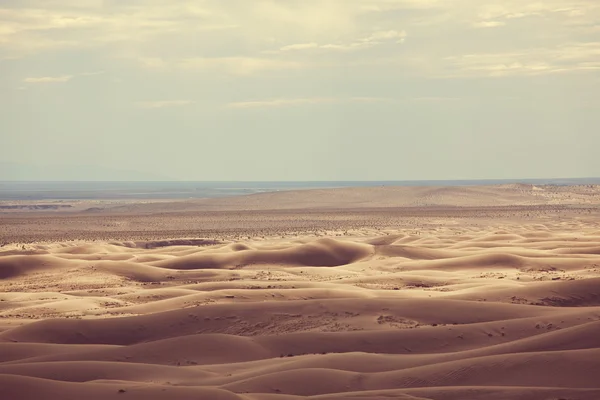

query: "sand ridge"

left=1, top=185, right=600, bottom=399
left=1, top=222, right=600, bottom=398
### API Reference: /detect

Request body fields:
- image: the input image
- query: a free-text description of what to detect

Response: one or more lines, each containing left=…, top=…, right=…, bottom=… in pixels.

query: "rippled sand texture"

left=2, top=216, right=600, bottom=399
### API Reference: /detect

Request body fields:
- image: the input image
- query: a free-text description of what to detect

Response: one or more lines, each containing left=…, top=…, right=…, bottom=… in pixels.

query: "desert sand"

left=1, top=184, right=600, bottom=399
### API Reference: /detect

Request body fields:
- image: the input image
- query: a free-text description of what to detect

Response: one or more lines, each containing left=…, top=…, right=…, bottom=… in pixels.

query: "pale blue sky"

left=1, top=0, right=599, bottom=180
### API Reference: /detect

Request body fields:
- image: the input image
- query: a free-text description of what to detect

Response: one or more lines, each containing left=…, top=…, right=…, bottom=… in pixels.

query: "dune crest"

left=2, top=186, right=600, bottom=399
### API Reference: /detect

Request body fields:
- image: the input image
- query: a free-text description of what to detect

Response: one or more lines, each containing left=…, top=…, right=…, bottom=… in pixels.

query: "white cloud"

left=0, top=3, right=237, bottom=57
left=476, top=1, right=592, bottom=21
left=473, top=21, right=506, bottom=28
left=274, top=30, right=406, bottom=53
left=2, top=0, right=600, bottom=80
left=133, top=55, right=305, bottom=75
left=364, top=30, right=407, bottom=43
left=472, top=1, right=600, bottom=29
left=280, top=43, right=319, bottom=51
left=135, top=100, right=193, bottom=109
left=443, top=42, right=600, bottom=77
left=177, top=57, right=305, bottom=75
left=23, top=75, right=73, bottom=83
left=22, top=71, right=105, bottom=84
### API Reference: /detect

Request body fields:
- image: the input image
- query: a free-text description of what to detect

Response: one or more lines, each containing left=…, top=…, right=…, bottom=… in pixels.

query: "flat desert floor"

left=1, top=184, right=600, bottom=400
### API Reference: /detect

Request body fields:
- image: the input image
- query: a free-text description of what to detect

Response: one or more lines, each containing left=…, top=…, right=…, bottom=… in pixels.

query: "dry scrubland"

left=1, top=184, right=600, bottom=400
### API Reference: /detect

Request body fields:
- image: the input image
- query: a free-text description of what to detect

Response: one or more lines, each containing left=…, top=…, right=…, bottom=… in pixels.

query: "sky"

left=1, top=0, right=599, bottom=181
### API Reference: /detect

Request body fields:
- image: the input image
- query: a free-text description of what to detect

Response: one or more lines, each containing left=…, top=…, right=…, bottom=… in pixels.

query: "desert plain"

left=1, top=184, right=600, bottom=400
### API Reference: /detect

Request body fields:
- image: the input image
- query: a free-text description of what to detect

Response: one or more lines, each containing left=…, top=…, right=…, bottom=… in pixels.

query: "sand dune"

left=1, top=186, right=600, bottom=399
left=150, top=238, right=373, bottom=270
left=88, top=183, right=600, bottom=212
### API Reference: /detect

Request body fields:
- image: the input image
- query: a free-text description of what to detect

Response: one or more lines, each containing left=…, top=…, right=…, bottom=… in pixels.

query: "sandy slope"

left=78, top=183, right=600, bottom=211
left=1, top=186, right=600, bottom=399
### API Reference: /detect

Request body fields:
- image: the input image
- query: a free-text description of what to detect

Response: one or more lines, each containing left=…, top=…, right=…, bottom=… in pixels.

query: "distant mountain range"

left=0, top=163, right=173, bottom=181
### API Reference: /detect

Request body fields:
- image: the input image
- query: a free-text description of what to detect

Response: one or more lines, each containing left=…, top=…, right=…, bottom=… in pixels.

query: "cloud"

left=135, top=100, right=193, bottom=109
left=22, top=71, right=105, bottom=84
left=473, top=21, right=506, bottom=28
left=0, top=3, right=237, bottom=57
left=226, top=97, right=392, bottom=109
left=442, top=42, right=600, bottom=77
left=476, top=2, right=589, bottom=21
left=3, top=0, right=600, bottom=81
left=274, top=30, right=407, bottom=53
left=280, top=43, right=319, bottom=51
left=23, top=75, right=73, bottom=83
left=472, top=1, right=599, bottom=29
left=164, top=57, right=305, bottom=75
left=364, top=30, right=407, bottom=43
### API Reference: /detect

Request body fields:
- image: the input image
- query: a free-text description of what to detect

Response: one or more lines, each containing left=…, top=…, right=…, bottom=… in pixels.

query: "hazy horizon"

left=1, top=161, right=600, bottom=183
left=2, top=1, right=599, bottom=181
left=3, top=177, right=600, bottom=201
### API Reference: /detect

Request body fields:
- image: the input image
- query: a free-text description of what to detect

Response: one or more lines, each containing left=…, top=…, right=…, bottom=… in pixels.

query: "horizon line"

left=1, top=177, right=599, bottom=183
